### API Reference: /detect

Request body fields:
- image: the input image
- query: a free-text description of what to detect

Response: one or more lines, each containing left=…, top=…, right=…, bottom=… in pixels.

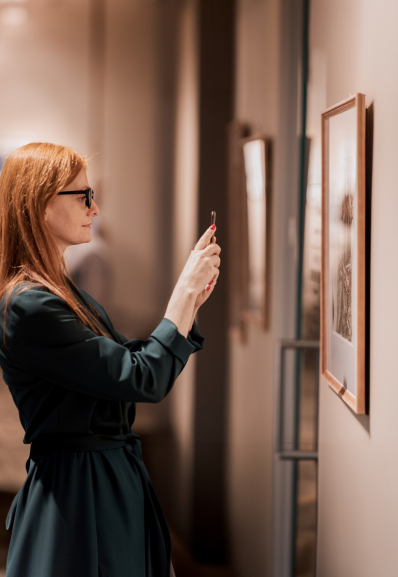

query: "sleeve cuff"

left=187, top=320, right=205, bottom=351
left=151, top=318, right=196, bottom=365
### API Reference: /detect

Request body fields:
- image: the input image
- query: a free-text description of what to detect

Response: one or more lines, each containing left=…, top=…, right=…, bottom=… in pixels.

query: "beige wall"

left=227, top=1, right=281, bottom=575
left=311, top=0, right=398, bottom=575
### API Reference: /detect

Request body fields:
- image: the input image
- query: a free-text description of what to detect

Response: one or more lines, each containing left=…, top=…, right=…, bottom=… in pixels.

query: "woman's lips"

left=83, top=224, right=92, bottom=228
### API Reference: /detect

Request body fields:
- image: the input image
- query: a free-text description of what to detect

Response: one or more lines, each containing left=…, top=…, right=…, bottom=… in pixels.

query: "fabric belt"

left=29, top=431, right=143, bottom=457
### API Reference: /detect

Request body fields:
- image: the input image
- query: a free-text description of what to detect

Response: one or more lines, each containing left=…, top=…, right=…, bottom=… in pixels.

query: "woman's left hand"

left=194, top=236, right=220, bottom=309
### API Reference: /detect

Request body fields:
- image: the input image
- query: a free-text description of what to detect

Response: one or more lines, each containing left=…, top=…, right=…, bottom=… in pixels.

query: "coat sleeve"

left=117, top=322, right=204, bottom=351
left=79, top=288, right=205, bottom=352
left=4, top=287, right=204, bottom=403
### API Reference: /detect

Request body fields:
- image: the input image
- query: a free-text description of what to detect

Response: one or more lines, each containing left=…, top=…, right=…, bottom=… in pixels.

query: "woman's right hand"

left=176, top=226, right=221, bottom=295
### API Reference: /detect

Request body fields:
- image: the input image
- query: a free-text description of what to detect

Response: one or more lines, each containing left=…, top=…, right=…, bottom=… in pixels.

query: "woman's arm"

left=189, top=306, right=199, bottom=332
left=164, top=284, right=197, bottom=338
left=3, top=287, right=201, bottom=404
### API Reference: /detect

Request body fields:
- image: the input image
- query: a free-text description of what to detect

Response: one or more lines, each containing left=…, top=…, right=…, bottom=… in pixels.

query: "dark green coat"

left=0, top=281, right=204, bottom=577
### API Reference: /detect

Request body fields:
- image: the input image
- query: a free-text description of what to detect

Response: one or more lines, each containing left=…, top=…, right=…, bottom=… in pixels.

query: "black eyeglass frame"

left=57, top=188, right=94, bottom=209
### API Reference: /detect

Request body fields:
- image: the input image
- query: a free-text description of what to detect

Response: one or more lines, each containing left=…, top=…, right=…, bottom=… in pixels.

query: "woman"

left=0, top=142, right=220, bottom=577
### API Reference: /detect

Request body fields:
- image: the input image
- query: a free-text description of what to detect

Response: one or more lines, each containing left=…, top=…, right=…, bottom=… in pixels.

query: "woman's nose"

left=89, top=200, right=100, bottom=216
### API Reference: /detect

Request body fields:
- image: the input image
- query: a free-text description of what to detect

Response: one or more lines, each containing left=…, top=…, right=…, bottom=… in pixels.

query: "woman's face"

left=44, top=169, right=100, bottom=254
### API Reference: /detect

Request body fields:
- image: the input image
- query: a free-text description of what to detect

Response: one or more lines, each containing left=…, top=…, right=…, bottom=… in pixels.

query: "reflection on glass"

left=243, top=139, right=266, bottom=320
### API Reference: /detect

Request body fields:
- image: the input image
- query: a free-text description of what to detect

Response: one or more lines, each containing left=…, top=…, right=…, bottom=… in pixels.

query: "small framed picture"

left=321, top=93, right=366, bottom=414
left=241, top=135, right=271, bottom=330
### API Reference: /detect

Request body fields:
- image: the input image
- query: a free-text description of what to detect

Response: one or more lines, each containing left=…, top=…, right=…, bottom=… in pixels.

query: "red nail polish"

left=206, top=285, right=211, bottom=291
left=210, top=225, right=216, bottom=230
left=209, top=279, right=214, bottom=285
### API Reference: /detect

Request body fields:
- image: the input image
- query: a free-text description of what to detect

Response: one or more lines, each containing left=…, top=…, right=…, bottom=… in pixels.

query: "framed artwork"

left=240, top=135, right=271, bottom=330
left=321, top=93, right=366, bottom=414
left=227, top=121, right=249, bottom=342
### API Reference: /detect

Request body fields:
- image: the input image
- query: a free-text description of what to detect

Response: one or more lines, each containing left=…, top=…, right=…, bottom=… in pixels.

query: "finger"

left=205, top=236, right=216, bottom=249
left=202, top=242, right=221, bottom=256
left=206, top=270, right=219, bottom=289
left=211, top=255, right=221, bottom=268
left=195, top=226, right=217, bottom=250
left=206, top=277, right=218, bottom=291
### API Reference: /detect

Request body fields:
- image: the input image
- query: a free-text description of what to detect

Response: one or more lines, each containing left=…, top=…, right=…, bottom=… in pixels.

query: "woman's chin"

left=70, top=232, right=92, bottom=246
left=81, top=229, right=92, bottom=241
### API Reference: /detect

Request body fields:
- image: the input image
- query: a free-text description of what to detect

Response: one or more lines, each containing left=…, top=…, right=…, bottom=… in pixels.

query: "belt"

left=29, top=431, right=143, bottom=459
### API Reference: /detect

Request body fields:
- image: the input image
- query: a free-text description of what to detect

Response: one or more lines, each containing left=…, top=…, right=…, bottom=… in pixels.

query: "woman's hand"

left=194, top=235, right=219, bottom=308
left=176, top=227, right=221, bottom=298
left=164, top=226, right=221, bottom=337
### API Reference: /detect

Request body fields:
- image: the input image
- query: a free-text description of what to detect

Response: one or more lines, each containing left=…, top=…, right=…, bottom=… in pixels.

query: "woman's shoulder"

left=1, top=282, right=62, bottom=318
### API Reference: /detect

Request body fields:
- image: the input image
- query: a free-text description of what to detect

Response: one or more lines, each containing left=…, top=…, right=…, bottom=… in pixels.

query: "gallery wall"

left=310, top=0, right=398, bottom=574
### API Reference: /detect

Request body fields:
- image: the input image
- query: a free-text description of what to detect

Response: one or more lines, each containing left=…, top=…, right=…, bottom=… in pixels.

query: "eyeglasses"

left=57, top=188, right=94, bottom=209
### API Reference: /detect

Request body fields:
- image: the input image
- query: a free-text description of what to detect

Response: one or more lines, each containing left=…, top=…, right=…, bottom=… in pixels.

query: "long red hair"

left=0, top=142, right=110, bottom=342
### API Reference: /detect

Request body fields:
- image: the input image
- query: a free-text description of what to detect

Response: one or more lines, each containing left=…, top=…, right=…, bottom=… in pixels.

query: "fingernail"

left=206, top=285, right=211, bottom=291
left=209, top=279, right=214, bottom=285
left=210, top=225, right=216, bottom=230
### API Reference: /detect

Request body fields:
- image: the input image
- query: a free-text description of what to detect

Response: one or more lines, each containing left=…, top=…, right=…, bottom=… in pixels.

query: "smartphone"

left=211, top=211, right=216, bottom=243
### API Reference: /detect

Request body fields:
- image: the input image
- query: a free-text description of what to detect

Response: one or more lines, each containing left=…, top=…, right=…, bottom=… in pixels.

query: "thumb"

left=195, top=225, right=216, bottom=250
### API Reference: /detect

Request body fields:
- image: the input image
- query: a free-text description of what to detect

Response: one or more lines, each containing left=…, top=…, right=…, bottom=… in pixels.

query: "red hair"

left=0, top=142, right=110, bottom=343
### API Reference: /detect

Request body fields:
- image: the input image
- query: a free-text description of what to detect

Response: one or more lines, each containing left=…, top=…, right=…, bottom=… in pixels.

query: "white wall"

left=310, top=0, right=398, bottom=574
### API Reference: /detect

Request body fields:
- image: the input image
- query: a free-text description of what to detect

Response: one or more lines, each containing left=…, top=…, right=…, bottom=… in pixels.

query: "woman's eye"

left=80, top=196, right=86, bottom=201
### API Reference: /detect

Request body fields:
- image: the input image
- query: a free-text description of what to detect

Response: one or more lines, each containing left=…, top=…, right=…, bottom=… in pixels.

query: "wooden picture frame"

left=240, top=135, right=271, bottom=330
left=321, top=94, right=366, bottom=414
